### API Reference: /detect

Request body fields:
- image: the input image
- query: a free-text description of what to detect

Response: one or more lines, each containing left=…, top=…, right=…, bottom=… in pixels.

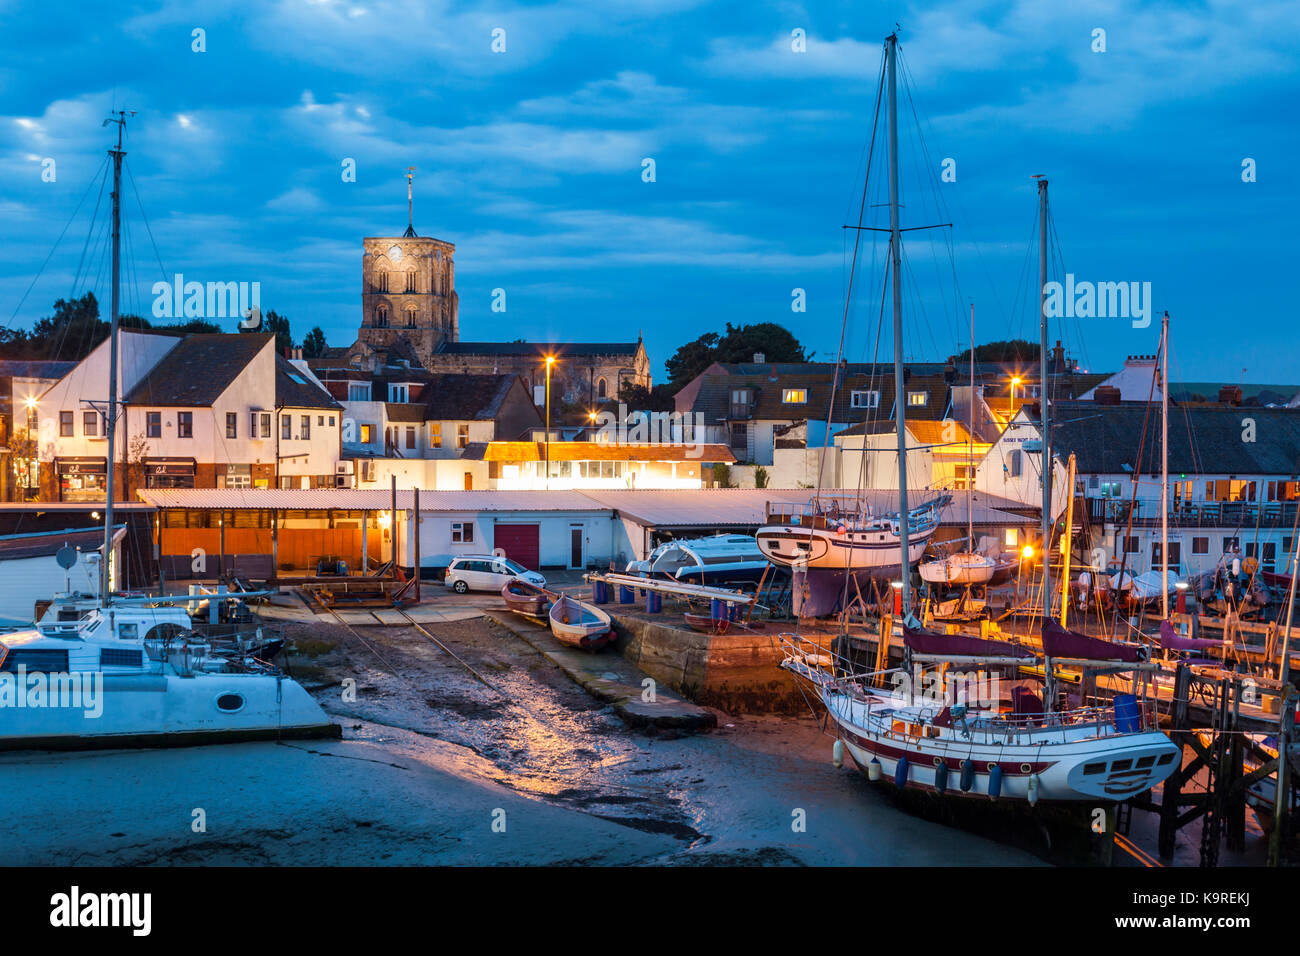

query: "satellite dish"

left=56, top=545, right=77, bottom=570
left=240, top=305, right=262, bottom=331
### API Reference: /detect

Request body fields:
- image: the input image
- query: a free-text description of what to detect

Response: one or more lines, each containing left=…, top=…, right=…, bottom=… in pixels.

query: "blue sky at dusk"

left=1, top=0, right=1296, bottom=384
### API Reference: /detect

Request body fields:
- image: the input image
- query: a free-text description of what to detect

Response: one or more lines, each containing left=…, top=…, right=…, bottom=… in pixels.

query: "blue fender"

left=988, top=764, right=1003, bottom=801
left=895, top=756, right=910, bottom=788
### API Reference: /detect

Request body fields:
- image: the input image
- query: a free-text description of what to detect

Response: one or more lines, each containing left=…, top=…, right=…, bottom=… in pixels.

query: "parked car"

left=444, top=555, right=546, bottom=594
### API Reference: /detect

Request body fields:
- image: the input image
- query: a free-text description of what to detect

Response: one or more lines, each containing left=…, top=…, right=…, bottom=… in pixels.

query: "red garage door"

left=494, top=523, right=540, bottom=569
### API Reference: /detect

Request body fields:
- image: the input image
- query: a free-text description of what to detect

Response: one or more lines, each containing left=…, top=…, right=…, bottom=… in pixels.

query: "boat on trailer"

left=548, top=595, right=614, bottom=651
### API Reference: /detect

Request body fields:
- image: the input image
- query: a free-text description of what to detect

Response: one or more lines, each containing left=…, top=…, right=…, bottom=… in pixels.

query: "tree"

left=617, top=381, right=676, bottom=412
left=243, top=309, right=293, bottom=354
left=302, top=326, right=328, bottom=358
left=953, top=339, right=1040, bottom=364
left=754, top=466, right=769, bottom=489
left=711, top=463, right=734, bottom=489
left=664, top=322, right=806, bottom=389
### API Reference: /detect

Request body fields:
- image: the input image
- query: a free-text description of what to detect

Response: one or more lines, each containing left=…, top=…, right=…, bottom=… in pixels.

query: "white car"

left=444, top=555, right=546, bottom=594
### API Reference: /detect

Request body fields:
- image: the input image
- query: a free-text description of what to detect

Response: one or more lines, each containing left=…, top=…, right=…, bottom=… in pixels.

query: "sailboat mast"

left=886, top=33, right=910, bottom=617
left=102, top=112, right=127, bottom=607
left=969, top=302, right=975, bottom=549
left=1037, top=176, right=1051, bottom=618
left=1161, top=310, right=1170, bottom=618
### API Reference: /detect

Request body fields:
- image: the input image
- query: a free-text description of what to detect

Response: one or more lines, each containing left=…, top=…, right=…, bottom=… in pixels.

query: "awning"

left=55, top=457, right=107, bottom=475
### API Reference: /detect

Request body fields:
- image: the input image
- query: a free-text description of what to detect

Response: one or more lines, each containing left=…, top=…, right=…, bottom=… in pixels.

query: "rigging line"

left=814, top=42, right=887, bottom=510
left=5, top=153, right=111, bottom=329
left=125, top=160, right=169, bottom=282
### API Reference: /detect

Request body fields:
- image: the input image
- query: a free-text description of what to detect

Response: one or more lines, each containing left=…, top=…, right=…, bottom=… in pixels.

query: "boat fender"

left=832, top=739, right=844, bottom=768
left=959, top=758, right=975, bottom=792
left=988, top=764, right=1003, bottom=800
left=868, top=757, right=882, bottom=782
left=1027, top=773, right=1040, bottom=806
left=934, top=761, right=949, bottom=795
left=894, top=756, right=910, bottom=788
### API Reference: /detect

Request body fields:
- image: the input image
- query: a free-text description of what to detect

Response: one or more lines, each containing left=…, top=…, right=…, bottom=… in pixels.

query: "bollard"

left=646, top=589, right=662, bottom=614
left=619, top=585, right=635, bottom=604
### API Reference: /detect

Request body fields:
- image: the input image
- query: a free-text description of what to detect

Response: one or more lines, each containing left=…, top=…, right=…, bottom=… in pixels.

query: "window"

left=907, top=391, right=928, bottom=407
left=953, top=465, right=972, bottom=490
left=1224, top=536, right=1240, bottom=552
left=83, top=411, right=98, bottom=437
left=329, top=416, right=335, bottom=426
left=281, top=415, right=292, bottom=440
left=1152, top=541, right=1181, bottom=570
left=782, top=388, right=807, bottom=404
left=451, top=522, right=473, bottom=543
left=317, top=416, right=324, bottom=426
left=376, top=306, right=389, bottom=327
left=359, top=424, right=373, bottom=444
left=850, top=390, right=880, bottom=409
left=348, top=382, right=371, bottom=402
left=1008, top=450, right=1022, bottom=478
left=457, top=424, right=469, bottom=449
left=1192, top=537, right=1209, bottom=554
left=222, top=472, right=251, bottom=489
left=731, top=389, right=751, bottom=405
left=730, top=423, right=747, bottom=449
left=59, top=411, right=73, bottom=436
left=1263, top=542, right=1277, bottom=568
left=226, top=412, right=237, bottom=439
left=376, top=271, right=389, bottom=293
left=1123, top=535, right=1139, bottom=554
left=177, top=412, right=193, bottom=438
left=260, top=412, right=272, bottom=439
left=301, top=415, right=311, bottom=440
left=597, top=378, right=607, bottom=399
left=429, top=423, right=442, bottom=448
left=390, top=384, right=409, bottom=403
left=147, top=411, right=161, bottom=438
left=405, top=272, right=417, bottom=293
left=405, top=426, right=416, bottom=449
left=1004, top=528, right=1019, bottom=547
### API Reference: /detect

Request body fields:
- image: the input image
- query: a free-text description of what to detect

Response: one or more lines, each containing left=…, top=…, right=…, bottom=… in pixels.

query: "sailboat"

left=0, top=113, right=335, bottom=750
left=919, top=303, right=994, bottom=587
left=777, top=34, right=1181, bottom=805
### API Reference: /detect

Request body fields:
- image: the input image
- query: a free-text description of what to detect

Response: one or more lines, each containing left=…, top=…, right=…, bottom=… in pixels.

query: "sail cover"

left=903, top=626, right=1035, bottom=659
left=1041, top=619, right=1145, bottom=662
left=1159, top=619, right=1222, bottom=653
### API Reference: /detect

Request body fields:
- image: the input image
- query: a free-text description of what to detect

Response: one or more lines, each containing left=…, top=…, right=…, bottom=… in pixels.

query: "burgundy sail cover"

left=1159, top=619, right=1222, bottom=652
left=1041, top=619, right=1144, bottom=662
left=903, top=626, right=1035, bottom=658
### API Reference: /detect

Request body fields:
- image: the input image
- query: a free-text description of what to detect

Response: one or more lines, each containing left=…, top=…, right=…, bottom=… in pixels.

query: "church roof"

left=435, top=341, right=641, bottom=358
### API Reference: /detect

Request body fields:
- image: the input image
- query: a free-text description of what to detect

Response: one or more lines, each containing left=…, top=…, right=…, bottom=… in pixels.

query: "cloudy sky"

left=1, top=0, right=1296, bottom=384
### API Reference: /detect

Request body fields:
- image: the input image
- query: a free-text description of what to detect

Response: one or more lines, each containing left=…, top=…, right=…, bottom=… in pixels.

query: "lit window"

left=359, top=424, right=373, bottom=444
left=1004, top=528, right=1019, bottom=547
left=430, top=423, right=442, bottom=448
left=908, top=391, right=927, bottom=407
left=782, top=389, right=807, bottom=404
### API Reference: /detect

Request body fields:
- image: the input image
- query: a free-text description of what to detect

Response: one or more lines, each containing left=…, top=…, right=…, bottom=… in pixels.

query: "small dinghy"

left=683, top=611, right=731, bottom=635
left=501, top=578, right=552, bottom=617
left=918, top=551, right=996, bottom=586
left=548, top=594, right=614, bottom=651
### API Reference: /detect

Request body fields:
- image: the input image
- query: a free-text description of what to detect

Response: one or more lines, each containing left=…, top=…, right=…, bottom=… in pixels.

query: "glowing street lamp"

left=545, top=356, right=556, bottom=489
left=1010, top=376, right=1022, bottom=405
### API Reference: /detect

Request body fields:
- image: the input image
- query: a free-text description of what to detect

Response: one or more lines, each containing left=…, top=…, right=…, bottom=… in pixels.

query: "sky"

left=0, top=0, right=1297, bottom=386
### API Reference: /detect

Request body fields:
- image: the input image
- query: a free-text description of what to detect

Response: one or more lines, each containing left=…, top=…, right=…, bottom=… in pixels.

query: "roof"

left=435, top=341, right=641, bottom=358
left=1171, top=382, right=1300, bottom=406
left=384, top=403, right=428, bottom=422
left=0, top=525, right=124, bottom=562
left=133, top=488, right=1034, bottom=527
left=125, top=334, right=271, bottom=406
left=1045, top=402, right=1300, bottom=475
left=423, top=373, right=521, bottom=421
left=683, top=368, right=953, bottom=423
left=275, top=355, right=341, bottom=410
left=836, top=418, right=975, bottom=446
left=476, top=441, right=736, bottom=463
left=0, top=360, right=78, bottom=380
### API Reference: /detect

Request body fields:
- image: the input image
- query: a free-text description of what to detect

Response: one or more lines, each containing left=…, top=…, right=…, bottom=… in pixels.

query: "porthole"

left=1020, top=763, right=1032, bottom=773
left=933, top=757, right=943, bottom=767
left=216, top=693, right=245, bottom=713
left=986, top=762, right=997, bottom=772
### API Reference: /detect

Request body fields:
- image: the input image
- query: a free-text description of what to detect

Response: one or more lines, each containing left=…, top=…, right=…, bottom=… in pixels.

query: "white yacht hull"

left=918, top=553, right=996, bottom=586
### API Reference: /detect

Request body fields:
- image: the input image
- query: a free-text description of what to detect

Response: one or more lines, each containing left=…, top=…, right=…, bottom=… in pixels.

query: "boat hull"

left=548, top=596, right=614, bottom=651
left=0, top=671, right=338, bottom=751
left=919, top=553, right=996, bottom=586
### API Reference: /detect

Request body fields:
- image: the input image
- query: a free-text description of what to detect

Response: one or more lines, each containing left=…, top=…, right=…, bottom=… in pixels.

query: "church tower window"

left=376, top=305, right=389, bottom=328
left=597, top=378, right=607, bottom=399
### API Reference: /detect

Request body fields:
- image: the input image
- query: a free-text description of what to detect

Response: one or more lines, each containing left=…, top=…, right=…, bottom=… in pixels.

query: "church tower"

left=357, top=169, right=459, bottom=366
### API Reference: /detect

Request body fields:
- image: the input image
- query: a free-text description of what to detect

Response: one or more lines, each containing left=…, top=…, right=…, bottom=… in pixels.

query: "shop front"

left=145, top=457, right=197, bottom=489
left=56, top=457, right=107, bottom=502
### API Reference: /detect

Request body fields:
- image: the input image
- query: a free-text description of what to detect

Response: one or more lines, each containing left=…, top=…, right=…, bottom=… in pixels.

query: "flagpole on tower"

left=405, top=166, right=416, bottom=237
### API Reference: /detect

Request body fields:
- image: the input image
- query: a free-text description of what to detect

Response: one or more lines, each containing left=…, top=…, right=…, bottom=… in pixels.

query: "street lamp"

left=1010, top=376, right=1022, bottom=406
left=544, top=355, right=556, bottom=489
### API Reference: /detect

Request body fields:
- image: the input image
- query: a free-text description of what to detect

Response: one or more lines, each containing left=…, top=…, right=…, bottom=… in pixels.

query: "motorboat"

left=628, top=534, right=770, bottom=586
left=919, top=551, right=996, bottom=586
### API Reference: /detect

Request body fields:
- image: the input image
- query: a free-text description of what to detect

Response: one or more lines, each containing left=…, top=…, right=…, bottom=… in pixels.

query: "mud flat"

left=0, top=614, right=1042, bottom=866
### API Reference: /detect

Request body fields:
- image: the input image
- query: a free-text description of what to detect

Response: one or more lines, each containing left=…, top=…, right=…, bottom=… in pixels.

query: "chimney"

left=1095, top=385, right=1121, bottom=405
left=753, top=352, right=766, bottom=364
left=1219, top=385, right=1242, bottom=406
